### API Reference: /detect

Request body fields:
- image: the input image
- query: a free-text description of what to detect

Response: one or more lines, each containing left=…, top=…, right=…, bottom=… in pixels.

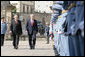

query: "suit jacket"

left=26, top=19, right=38, bottom=35
left=10, top=19, right=22, bottom=35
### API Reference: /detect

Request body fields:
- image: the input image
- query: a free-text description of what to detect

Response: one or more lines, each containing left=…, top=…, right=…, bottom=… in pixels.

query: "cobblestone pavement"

left=1, top=38, right=55, bottom=56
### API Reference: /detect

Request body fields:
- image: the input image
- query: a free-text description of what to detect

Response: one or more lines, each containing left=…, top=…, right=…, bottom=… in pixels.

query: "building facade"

left=10, top=1, right=35, bottom=14
left=1, top=1, right=15, bottom=40
left=35, top=1, right=53, bottom=13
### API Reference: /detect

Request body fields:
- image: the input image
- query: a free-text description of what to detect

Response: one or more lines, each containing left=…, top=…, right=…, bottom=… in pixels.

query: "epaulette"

left=68, top=3, right=76, bottom=10
left=62, top=10, right=68, bottom=14
left=58, top=15, right=62, bottom=19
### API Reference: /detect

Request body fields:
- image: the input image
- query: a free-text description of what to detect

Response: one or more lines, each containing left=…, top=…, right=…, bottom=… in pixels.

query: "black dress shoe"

left=15, top=46, right=18, bottom=49
left=32, top=46, right=35, bottom=49
left=14, top=46, right=18, bottom=49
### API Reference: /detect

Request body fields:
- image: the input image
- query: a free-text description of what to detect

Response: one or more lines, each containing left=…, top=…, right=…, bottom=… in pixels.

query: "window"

left=23, top=4, right=25, bottom=13
left=27, top=6, right=29, bottom=14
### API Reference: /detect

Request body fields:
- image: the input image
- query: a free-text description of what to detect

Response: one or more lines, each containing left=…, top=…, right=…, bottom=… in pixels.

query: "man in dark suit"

left=10, top=14, right=22, bottom=49
left=25, top=14, right=38, bottom=49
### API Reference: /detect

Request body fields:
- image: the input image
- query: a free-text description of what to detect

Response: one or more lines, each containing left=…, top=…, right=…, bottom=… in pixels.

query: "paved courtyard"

left=1, top=38, right=55, bottom=56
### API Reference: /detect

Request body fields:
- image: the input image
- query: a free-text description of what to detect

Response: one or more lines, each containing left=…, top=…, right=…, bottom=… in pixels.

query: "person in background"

left=1, top=17, right=7, bottom=46
left=45, top=22, right=50, bottom=44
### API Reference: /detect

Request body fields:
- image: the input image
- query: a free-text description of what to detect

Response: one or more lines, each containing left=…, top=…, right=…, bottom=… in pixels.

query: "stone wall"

left=18, top=12, right=51, bottom=24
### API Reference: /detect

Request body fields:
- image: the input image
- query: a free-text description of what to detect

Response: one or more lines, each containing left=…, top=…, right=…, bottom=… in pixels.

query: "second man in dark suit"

left=10, top=14, right=22, bottom=49
left=25, top=14, right=38, bottom=49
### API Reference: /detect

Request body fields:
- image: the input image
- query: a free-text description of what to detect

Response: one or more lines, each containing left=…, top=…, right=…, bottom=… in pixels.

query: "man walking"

left=10, top=14, right=22, bottom=49
left=25, top=14, right=38, bottom=49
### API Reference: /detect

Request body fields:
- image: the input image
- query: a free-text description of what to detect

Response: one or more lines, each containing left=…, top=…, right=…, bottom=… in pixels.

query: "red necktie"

left=15, top=20, right=17, bottom=24
left=31, top=18, right=33, bottom=26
